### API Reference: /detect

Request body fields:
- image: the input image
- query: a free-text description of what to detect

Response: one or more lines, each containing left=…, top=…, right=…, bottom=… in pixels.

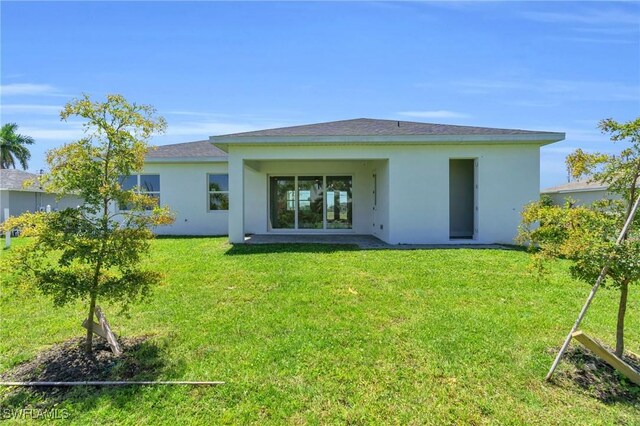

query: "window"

left=119, top=174, right=160, bottom=210
left=208, top=174, right=229, bottom=211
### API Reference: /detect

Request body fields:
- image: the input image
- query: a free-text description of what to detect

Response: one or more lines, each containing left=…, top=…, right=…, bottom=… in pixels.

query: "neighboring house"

left=541, top=179, right=638, bottom=206
left=0, top=169, right=83, bottom=222
left=141, top=118, right=564, bottom=244
left=541, top=180, right=611, bottom=206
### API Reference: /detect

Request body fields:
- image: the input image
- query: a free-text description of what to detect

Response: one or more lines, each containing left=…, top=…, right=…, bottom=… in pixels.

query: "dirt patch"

left=0, top=335, right=164, bottom=396
left=554, top=345, right=640, bottom=404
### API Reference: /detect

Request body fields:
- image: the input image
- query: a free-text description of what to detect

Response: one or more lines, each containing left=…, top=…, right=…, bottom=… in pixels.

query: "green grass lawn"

left=0, top=237, right=638, bottom=424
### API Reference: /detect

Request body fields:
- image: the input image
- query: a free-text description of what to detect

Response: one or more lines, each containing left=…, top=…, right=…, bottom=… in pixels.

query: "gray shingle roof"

left=215, top=118, right=558, bottom=138
left=0, top=169, right=43, bottom=191
left=146, top=140, right=227, bottom=159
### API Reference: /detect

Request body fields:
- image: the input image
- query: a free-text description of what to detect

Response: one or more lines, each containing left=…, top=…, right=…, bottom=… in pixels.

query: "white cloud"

left=397, top=110, right=471, bottom=119
left=19, top=127, right=83, bottom=141
left=521, top=8, right=640, bottom=26
left=0, top=104, right=62, bottom=115
left=161, top=118, right=289, bottom=139
left=0, top=83, right=62, bottom=97
left=552, top=36, right=637, bottom=45
left=161, top=110, right=235, bottom=118
left=454, top=78, right=640, bottom=102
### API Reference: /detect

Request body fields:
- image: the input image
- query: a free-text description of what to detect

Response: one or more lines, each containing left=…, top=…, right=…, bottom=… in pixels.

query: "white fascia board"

left=144, top=156, right=228, bottom=164
left=210, top=132, right=566, bottom=152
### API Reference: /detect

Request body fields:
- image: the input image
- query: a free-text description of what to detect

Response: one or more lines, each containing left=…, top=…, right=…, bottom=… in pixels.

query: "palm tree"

left=0, top=123, right=35, bottom=169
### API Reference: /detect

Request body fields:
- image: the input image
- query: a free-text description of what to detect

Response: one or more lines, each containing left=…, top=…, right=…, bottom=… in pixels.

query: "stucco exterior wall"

left=0, top=190, right=10, bottom=220
left=227, top=143, right=541, bottom=245
left=371, top=160, right=389, bottom=242
left=0, top=190, right=82, bottom=219
left=141, top=162, right=228, bottom=235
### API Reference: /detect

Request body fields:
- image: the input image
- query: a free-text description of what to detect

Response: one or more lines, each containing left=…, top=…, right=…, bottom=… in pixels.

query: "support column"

left=228, top=156, right=245, bottom=243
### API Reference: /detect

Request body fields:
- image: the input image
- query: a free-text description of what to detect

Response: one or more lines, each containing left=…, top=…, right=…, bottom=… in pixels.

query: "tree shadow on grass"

left=553, top=345, right=640, bottom=405
left=0, top=335, right=186, bottom=411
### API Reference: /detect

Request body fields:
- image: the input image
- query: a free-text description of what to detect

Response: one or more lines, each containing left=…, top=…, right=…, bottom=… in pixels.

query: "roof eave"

left=542, top=187, right=609, bottom=194
left=210, top=132, right=565, bottom=152
left=144, top=156, right=228, bottom=164
left=0, top=187, right=47, bottom=193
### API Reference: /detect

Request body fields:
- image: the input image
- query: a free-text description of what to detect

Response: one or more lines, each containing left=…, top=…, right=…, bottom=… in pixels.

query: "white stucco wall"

left=141, top=162, right=228, bottom=235
left=0, top=190, right=82, bottom=219
left=371, top=160, right=390, bottom=242
left=0, top=190, right=10, bottom=221
left=227, top=143, right=541, bottom=245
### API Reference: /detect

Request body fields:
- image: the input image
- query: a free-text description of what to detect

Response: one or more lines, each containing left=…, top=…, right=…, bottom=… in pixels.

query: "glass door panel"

left=269, top=176, right=295, bottom=229
left=297, top=176, right=324, bottom=229
left=326, top=176, right=352, bottom=229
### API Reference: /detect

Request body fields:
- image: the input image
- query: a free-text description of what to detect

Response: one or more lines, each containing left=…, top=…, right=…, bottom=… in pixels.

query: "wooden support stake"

left=81, top=319, right=109, bottom=340
left=546, top=193, right=640, bottom=381
left=94, top=306, right=122, bottom=355
left=572, top=331, right=640, bottom=386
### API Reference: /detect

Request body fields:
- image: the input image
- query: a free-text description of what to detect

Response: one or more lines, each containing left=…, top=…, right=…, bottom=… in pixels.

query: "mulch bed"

left=555, top=345, right=640, bottom=404
left=0, top=336, right=160, bottom=396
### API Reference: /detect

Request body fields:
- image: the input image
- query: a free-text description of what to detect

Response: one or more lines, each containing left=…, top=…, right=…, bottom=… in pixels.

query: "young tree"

left=2, top=94, right=174, bottom=353
left=0, top=122, right=35, bottom=169
left=518, top=117, right=640, bottom=357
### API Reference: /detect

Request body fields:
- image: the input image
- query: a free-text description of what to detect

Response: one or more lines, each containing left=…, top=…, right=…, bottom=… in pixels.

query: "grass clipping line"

left=0, top=381, right=224, bottom=387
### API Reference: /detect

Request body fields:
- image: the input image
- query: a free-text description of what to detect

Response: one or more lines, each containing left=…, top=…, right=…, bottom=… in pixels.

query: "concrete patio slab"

left=243, top=234, right=514, bottom=250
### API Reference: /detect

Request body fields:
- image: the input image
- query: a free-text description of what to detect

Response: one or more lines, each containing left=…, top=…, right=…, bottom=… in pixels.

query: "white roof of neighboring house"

left=0, top=169, right=43, bottom=192
left=542, top=180, right=608, bottom=194
left=542, top=178, right=639, bottom=194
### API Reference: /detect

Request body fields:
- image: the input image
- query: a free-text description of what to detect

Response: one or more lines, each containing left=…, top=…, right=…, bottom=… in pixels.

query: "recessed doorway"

left=449, top=159, right=476, bottom=239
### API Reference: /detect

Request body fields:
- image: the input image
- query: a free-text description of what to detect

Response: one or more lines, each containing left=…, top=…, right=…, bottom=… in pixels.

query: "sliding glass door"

left=269, top=177, right=295, bottom=229
left=297, top=176, right=324, bottom=229
left=269, top=175, right=352, bottom=231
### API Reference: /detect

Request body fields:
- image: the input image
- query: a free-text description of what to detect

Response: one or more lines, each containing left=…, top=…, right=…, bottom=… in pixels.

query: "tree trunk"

left=85, top=292, right=97, bottom=353
left=615, top=280, right=629, bottom=357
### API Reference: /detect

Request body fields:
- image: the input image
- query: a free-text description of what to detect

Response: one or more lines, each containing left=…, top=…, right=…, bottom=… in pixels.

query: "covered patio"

left=231, top=158, right=390, bottom=243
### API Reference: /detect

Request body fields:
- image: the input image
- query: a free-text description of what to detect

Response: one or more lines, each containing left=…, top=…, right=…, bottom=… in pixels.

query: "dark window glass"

left=297, top=176, right=323, bottom=229
left=120, top=175, right=138, bottom=191
left=208, top=174, right=229, bottom=192
left=326, top=176, right=352, bottom=229
left=209, top=193, right=229, bottom=210
left=269, top=176, right=295, bottom=229
left=140, top=175, right=160, bottom=193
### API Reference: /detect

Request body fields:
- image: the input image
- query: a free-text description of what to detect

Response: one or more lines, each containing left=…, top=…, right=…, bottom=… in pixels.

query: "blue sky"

left=1, top=1, right=639, bottom=188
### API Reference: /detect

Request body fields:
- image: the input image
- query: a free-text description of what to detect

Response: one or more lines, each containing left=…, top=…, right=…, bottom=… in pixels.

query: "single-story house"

left=541, top=180, right=611, bottom=206
left=0, top=169, right=83, bottom=222
left=141, top=118, right=564, bottom=244
left=542, top=179, right=638, bottom=206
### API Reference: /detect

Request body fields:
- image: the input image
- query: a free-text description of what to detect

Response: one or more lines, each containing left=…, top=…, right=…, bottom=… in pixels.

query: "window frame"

left=118, top=174, right=161, bottom=211
left=207, top=173, right=229, bottom=212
